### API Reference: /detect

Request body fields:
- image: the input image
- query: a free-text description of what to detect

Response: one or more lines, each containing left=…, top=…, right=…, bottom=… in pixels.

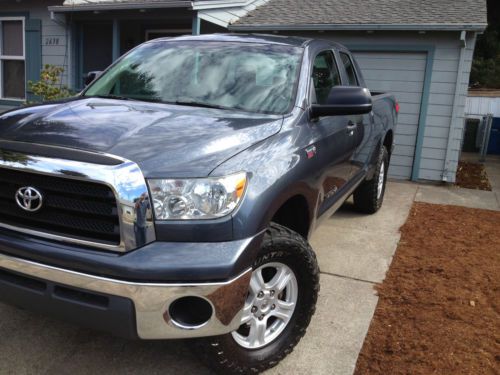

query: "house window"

left=0, top=18, right=25, bottom=99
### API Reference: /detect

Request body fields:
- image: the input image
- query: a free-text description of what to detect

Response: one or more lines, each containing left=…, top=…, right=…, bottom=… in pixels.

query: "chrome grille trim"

left=0, top=149, right=155, bottom=252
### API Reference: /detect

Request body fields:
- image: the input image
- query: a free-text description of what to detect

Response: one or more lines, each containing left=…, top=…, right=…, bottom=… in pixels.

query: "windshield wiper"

left=173, top=99, right=231, bottom=110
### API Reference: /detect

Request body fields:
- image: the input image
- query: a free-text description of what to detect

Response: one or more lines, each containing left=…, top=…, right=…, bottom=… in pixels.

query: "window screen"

left=2, top=21, right=23, bottom=56
left=340, top=52, right=358, bottom=86
left=311, top=51, right=340, bottom=104
left=0, top=19, right=25, bottom=99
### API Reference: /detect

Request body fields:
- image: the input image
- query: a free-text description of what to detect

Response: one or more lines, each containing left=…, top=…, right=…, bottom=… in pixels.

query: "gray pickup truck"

left=0, top=34, right=397, bottom=373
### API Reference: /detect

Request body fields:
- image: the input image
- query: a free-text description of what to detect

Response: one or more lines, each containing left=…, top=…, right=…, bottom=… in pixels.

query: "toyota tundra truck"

left=0, top=34, right=397, bottom=373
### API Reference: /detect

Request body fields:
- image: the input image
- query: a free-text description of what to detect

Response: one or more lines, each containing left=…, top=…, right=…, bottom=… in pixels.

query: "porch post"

left=192, top=13, right=200, bottom=35
left=112, top=19, right=120, bottom=61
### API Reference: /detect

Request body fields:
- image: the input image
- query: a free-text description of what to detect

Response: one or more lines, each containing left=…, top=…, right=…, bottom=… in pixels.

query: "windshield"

left=83, top=41, right=303, bottom=115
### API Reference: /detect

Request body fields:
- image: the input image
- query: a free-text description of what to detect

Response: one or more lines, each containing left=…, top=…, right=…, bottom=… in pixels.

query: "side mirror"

left=311, top=86, right=372, bottom=118
left=84, top=71, right=102, bottom=86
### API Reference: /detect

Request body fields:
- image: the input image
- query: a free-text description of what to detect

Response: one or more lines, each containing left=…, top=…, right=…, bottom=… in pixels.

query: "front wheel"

left=195, top=223, right=320, bottom=374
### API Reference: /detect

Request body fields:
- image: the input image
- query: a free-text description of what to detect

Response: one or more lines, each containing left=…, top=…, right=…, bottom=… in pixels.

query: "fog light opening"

left=168, top=296, right=213, bottom=329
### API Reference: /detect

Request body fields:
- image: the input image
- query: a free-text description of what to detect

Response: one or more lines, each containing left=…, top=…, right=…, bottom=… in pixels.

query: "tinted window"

left=311, top=51, right=340, bottom=104
left=84, top=41, right=302, bottom=115
left=340, top=52, right=358, bottom=86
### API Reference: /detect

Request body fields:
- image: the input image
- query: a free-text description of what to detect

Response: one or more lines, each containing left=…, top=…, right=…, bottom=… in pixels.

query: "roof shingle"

left=232, top=0, right=487, bottom=30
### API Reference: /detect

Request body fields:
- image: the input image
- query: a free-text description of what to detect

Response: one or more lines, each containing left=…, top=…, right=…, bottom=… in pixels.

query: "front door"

left=309, top=50, right=356, bottom=217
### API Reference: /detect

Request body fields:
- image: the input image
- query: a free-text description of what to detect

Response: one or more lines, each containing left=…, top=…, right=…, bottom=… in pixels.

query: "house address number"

left=45, top=38, right=60, bottom=46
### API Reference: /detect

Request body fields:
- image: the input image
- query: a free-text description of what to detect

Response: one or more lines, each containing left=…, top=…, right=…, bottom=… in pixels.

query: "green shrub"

left=28, top=64, right=72, bottom=103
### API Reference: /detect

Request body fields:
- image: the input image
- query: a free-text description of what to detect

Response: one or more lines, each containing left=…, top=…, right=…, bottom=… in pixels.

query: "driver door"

left=309, top=50, right=357, bottom=216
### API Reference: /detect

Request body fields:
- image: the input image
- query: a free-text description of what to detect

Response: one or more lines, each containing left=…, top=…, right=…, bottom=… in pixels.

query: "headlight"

left=148, top=172, right=247, bottom=220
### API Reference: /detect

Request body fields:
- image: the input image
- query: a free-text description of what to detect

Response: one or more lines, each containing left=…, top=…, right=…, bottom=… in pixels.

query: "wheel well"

left=383, top=130, right=393, bottom=158
left=271, top=195, right=310, bottom=238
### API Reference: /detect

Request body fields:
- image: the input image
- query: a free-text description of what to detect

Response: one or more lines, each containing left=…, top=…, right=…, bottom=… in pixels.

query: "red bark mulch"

left=455, top=161, right=492, bottom=191
left=355, top=202, right=500, bottom=375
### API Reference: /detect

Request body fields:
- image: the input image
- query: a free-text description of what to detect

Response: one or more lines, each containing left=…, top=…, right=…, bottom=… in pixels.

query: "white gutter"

left=193, top=0, right=256, bottom=10
left=48, top=0, right=257, bottom=12
left=48, top=1, right=190, bottom=12
left=442, top=30, right=469, bottom=182
left=198, top=0, right=272, bottom=28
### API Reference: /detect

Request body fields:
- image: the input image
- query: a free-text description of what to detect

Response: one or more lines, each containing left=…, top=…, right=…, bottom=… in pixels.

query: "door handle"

left=346, top=121, right=357, bottom=136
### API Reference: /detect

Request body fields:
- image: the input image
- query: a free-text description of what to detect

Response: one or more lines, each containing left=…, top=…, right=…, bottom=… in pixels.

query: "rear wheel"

left=353, top=145, right=389, bottom=214
left=195, top=223, right=320, bottom=374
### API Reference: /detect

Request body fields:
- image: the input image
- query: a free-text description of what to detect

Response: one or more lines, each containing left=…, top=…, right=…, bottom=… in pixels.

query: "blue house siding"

left=0, top=0, right=69, bottom=107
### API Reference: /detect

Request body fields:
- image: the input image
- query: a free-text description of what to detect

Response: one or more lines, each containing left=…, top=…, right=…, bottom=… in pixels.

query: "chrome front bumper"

left=0, top=252, right=251, bottom=339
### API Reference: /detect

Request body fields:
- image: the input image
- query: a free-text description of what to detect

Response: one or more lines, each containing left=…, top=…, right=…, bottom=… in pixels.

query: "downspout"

left=442, top=30, right=468, bottom=182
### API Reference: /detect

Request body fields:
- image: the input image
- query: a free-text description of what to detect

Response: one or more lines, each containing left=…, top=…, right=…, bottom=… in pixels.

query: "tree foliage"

left=28, top=64, right=72, bottom=103
left=470, top=0, right=500, bottom=88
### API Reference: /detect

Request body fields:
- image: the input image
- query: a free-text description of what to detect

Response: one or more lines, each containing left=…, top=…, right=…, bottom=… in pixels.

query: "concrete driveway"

left=0, top=181, right=421, bottom=375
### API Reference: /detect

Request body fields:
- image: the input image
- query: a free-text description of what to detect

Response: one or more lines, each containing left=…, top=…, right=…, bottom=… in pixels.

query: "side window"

left=340, top=52, right=359, bottom=86
left=311, top=51, right=341, bottom=104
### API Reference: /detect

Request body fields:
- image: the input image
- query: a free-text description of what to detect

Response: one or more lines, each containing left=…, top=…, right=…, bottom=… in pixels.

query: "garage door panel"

left=390, top=91, right=423, bottom=105
left=388, top=165, right=412, bottom=179
left=363, top=70, right=424, bottom=83
left=391, top=155, right=414, bottom=167
left=355, top=51, right=427, bottom=61
left=366, top=80, right=424, bottom=93
left=393, top=145, right=416, bottom=157
left=398, top=103, right=422, bottom=115
left=353, top=51, right=426, bottom=179
left=355, top=58, right=426, bottom=71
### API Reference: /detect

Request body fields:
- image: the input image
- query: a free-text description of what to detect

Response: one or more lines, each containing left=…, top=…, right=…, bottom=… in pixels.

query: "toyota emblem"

left=15, top=187, right=43, bottom=212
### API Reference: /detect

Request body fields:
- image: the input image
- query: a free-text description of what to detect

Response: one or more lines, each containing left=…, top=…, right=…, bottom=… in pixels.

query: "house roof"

left=230, top=0, right=488, bottom=31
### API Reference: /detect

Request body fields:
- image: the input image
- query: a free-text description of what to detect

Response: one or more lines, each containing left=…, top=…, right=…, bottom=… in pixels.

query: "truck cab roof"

left=149, top=33, right=346, bottom=50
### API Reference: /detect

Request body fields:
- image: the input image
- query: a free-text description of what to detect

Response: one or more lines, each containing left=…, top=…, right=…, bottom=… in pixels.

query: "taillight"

left=395, top=102, right=400, bottom=114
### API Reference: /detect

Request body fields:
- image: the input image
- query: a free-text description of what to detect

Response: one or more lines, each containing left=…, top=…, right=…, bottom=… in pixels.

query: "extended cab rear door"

left=309, top=49, right=356, bottom=217
left=336, top=50, right=374, bottom=177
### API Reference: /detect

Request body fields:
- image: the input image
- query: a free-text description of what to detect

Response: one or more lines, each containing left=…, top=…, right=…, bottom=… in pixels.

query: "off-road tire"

left=194, top=223, right=320, bottom=374
left=353, top=145, right=389, bottom=214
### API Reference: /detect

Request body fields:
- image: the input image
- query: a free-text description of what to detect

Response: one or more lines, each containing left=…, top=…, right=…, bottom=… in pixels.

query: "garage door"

left=352, top=51, right=427, bottom=179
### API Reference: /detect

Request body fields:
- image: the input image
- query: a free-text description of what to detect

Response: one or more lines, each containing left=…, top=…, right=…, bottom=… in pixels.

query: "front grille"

left=0, top=168, right=120, bottom=246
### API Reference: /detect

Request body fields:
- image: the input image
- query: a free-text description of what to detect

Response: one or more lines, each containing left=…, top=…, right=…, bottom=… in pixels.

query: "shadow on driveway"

left=0, top=302, right=213, bottom=374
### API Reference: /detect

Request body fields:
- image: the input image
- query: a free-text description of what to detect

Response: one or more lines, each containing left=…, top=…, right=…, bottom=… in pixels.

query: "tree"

left=470, top=0, right=500, bottom=88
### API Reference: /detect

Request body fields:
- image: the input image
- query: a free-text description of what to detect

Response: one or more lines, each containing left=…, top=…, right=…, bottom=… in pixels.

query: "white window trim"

left=0, top=17, right=26, bottom=101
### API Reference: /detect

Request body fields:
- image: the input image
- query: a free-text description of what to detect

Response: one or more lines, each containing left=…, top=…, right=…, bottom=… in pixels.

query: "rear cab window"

left=339, top=52, right=359, bottom=86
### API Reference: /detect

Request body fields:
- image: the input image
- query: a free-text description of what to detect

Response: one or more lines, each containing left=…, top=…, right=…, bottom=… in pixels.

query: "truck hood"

left=0, top=98, right=283, bottom=177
